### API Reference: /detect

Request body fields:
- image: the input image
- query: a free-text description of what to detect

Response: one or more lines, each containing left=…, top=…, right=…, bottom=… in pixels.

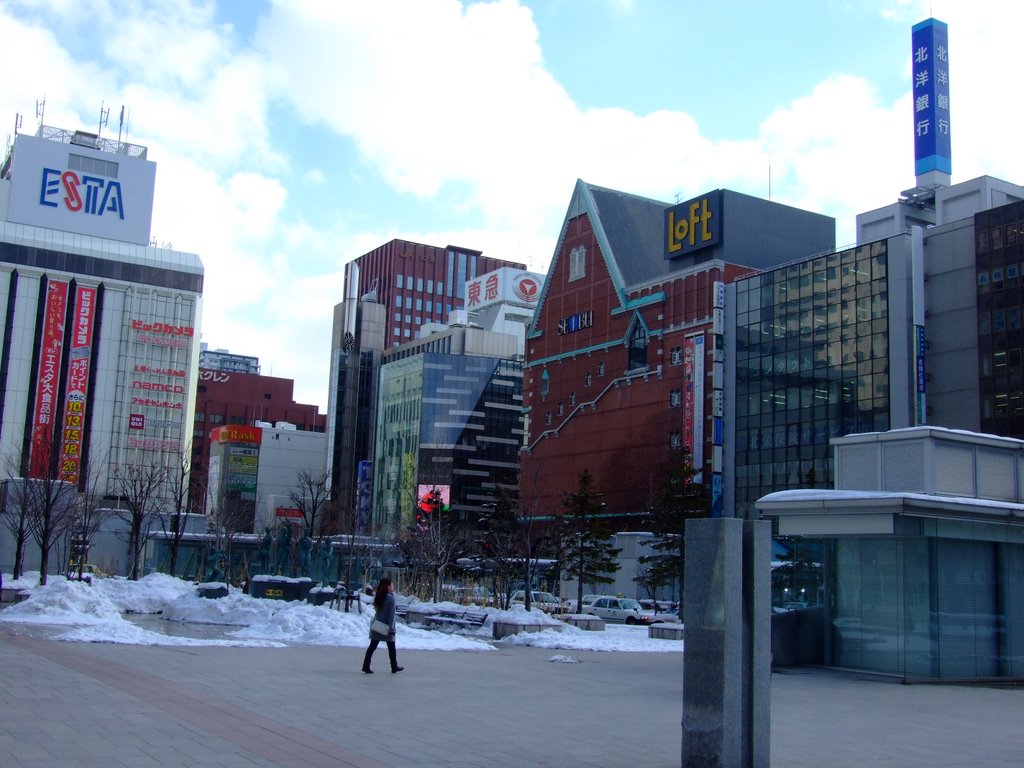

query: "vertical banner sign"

left=692, top=334, right=705, bottom=484
left=911, top=18, right=951, bottom=176
left=683, top=336, right=695, bottom=464
left=356, top=460, right=372, bottom=534
left=60, top=286, right=96, bottom=483
left=30, top=280, right=69, bottom=477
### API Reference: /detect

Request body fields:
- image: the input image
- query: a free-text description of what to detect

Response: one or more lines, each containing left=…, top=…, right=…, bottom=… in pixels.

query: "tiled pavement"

left=1, top=623, right=1023, bottom=767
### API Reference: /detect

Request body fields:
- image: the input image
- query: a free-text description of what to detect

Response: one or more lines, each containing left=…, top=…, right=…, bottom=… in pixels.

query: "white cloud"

left=4, top=0, right=1024, bottom=410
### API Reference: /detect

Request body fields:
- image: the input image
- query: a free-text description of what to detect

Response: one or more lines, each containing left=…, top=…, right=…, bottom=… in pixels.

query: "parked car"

left=584, top=596, right=668, bottom=625
left=509, top=590, right=562, bottom=613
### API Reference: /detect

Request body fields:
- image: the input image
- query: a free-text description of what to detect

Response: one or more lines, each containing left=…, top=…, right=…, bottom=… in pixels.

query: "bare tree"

left=288, top=468, right=331, bottom=537
left=0, top=456, right=32, bottom=581
left=13, top=433, right=81, bottom=586
left=205, top=490, right=259, bottom=584
left=162, top=443, right=199, bottom=577
left=405, top=487, right=464, bottom=602
left=516, top=465, right=553, bottom=612
left=112, top=460, right=168, bottom=580
left=68, top=450, right=116, bottom=580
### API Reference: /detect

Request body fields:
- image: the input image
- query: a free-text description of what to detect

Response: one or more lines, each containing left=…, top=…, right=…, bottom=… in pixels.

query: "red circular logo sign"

left=514, top=277, right=539, bottom=303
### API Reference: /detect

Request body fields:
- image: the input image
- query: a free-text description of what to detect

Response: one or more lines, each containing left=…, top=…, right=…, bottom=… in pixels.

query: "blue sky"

left=3, top=0, right=1022, bottom=409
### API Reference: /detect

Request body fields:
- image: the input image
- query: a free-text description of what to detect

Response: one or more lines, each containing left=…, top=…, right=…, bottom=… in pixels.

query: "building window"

left=569, top=392, right=576, bottom=406
left=406, top=275, right=413, bottom=289
left=670, top=389, right=682, bottom=407
left=557, top=401, right=564, bottom=416
left=670, top=431, right=682, bottom=450
left=417, top=277, right=424, bottom=292
left=569, top=245, right=586, bottom=282
left=396, top=295, right=403, bottom=308
left=545, top=411, right=552, bottom=425
left=427, top=279, right=434, bottom=293
left=396, top=274, right=403, bottom=288
left=195, top=412, right=205, bottom=422
left=210, top=414, right=224, bottom=424
left=671, top=346, right=683, bottom=365
left=405, top=314, right=412, bottom=323
left=584, top=372, right=592, bottom=387
left=541, top=368, right=550, bottom=398
left=597, top=361, right=605, bottom=377
left=393, top=328, right=400, bottom=336
left=628, top=322, right=648, bottom=370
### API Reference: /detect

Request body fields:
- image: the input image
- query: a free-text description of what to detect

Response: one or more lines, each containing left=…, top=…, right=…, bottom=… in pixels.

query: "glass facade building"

left=732, top=240, right=894, bottom=518
left=372, top=352, right=523, bottom=538
left=977, top=200, right=1024, bottom=437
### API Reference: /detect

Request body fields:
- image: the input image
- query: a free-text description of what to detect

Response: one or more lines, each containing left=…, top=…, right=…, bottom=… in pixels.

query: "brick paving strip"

left=0, top=627, right=392, bottom=768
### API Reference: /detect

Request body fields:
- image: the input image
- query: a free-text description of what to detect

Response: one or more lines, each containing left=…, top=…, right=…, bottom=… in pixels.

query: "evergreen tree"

left=638, top=449, right=709, bottom=606
left=558, top=469, right=621, bottom=612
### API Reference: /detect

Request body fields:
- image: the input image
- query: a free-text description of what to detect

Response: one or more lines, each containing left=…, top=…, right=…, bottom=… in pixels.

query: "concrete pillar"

left=682, top=518, right=771, bottom=768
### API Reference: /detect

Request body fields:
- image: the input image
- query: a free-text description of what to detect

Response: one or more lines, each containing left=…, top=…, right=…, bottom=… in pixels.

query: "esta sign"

left=665, top=190, right=722, bottom=259
left=40, top=168, right=125, bottom=219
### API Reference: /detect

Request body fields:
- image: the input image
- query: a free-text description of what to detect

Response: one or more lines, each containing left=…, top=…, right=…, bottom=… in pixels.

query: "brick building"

left=191, top=369, right=325, bottom=511
left=521, top=180, right=834, bottom=525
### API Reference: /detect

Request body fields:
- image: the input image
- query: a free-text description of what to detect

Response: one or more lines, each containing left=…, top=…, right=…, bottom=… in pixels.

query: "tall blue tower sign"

left=911, top=18, right=951, bottom=177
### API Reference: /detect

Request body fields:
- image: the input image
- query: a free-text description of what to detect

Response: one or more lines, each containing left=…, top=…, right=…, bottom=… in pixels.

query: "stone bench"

left=648, top=623, right=685, bottom=640
left=562, top=614, right=605, bottom=631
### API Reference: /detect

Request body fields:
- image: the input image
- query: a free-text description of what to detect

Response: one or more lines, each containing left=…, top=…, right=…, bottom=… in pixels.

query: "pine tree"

left=638, top=449, right=709, bottom=605
left=558, top=469, right=621, bottom=612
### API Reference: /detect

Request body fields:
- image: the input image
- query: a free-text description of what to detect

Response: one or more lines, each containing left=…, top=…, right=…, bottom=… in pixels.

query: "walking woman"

left=362, top=577, right=404, bottom=674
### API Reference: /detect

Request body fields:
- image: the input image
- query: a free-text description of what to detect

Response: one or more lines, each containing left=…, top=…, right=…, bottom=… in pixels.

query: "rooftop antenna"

left=97, top=101, right=109, bottom=139
left=34, top=97, right=45, bottom=128
left=117, top=105, right=125, bottom=146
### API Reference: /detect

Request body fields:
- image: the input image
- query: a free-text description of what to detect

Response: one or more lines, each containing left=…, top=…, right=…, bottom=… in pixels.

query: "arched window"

left=584, top=372, right=592, bottom=387
left=540, top=368, right=550, bottom=398
left=597, top=361, right=605, bottom=377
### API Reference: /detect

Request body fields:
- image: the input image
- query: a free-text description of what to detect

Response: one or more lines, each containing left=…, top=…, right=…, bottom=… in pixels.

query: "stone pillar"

left=681, top=518, right=771, bottom=768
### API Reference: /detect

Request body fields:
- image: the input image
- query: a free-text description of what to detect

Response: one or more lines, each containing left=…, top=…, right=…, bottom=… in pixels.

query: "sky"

left=2, top=0, right=1023, bottom=410
left=0, top=571, right=682, bottom=653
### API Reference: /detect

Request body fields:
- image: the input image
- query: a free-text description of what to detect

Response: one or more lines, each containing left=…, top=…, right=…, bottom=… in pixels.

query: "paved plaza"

left=1, top=623, right=1023, bottom=767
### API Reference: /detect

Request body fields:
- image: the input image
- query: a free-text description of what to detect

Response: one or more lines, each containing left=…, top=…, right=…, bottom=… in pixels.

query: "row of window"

left=394, top=294, right=454, bottom=314
left=395, top=275, right=444, bottom=295
left=978, top=265, right=1021, bottom=292
left=976, top=221, right=1024, bottom=254
left=539, top=361, right=606, bottom=398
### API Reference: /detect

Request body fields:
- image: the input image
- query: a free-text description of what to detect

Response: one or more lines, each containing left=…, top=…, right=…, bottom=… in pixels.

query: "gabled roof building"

left=521, top=180, right=834, bottom=524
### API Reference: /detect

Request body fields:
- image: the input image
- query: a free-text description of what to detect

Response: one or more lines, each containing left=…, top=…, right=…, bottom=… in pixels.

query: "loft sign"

left=39, top=168, right=125, bottom=219
left=556, top=310, right=593, bottom=335
left=665, top=190, right=722, bottom=259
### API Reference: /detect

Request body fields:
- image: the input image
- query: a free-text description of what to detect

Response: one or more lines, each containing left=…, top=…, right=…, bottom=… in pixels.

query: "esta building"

left=0, top=124, right=202, bottom=501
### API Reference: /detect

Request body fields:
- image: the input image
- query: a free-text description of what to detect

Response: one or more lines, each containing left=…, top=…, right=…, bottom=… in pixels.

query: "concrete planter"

left=563, top=614, right=605, bottom=631
left=648, top=623, right=685, bottom=640
left=492, top=620, right=558, bottom=640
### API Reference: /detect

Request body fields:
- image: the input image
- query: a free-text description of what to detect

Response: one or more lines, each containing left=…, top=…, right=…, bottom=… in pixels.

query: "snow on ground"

left=0, top=572, right=682, bottom=653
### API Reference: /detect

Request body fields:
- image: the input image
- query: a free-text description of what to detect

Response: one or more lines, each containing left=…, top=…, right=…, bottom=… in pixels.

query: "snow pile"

left=0, top=579, right=122, bottom=625
left=0, top=573, right=683, bottom=652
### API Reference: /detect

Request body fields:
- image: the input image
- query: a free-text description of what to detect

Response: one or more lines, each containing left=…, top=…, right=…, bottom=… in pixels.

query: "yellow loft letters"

left=667, top=198, right=714, bottom=255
